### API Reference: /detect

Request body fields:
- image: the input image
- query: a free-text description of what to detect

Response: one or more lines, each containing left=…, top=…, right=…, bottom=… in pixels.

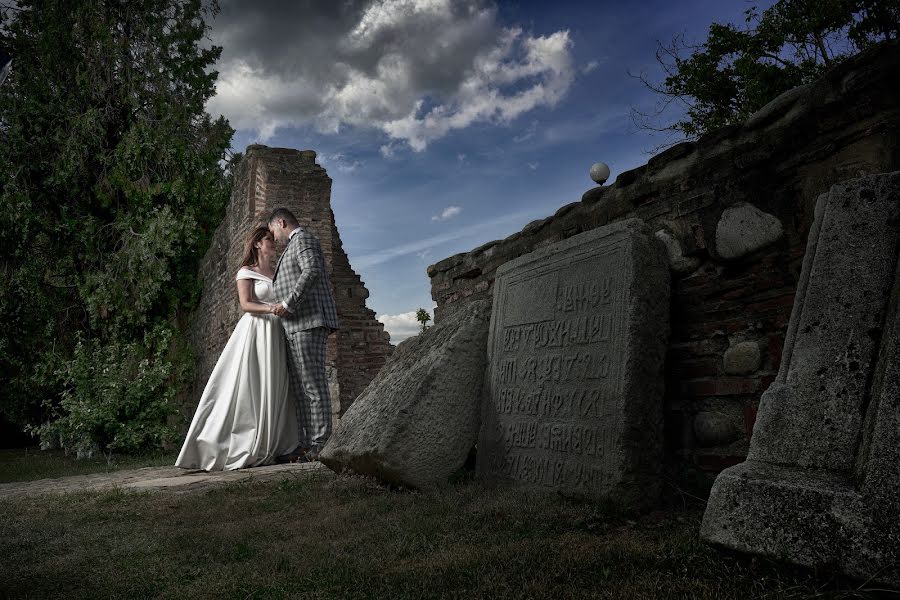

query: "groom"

left=268, top=208, right=339, bottom=461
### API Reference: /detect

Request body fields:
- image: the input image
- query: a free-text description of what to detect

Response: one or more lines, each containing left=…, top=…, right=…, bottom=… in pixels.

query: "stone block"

left=701, top=172, right=900, bottom=585
left=476, top=219, right=670, bottom=508
left=655, top=228, right=702, bottom=276
left=723, top=341, right=762, bottom=375
left=693, top=406, right=744, bottom=448
left=319, top=299, right=491, bottom=488
left=714, top=202, right=784, bottom=261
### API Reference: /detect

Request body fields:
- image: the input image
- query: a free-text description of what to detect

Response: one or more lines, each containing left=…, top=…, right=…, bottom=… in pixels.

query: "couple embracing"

left=176, top=208, right=338, bottom=471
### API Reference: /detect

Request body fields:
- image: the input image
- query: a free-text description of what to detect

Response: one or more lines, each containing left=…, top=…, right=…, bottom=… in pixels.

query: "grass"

left=0, top=446, right=178, bottom=483
left=1, top=472, right=893, bottom=600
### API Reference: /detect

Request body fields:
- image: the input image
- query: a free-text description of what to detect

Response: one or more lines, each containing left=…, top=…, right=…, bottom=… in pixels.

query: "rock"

left=715, top=202, right=784, bottom=261
left=723, top=341, right=762, bottom=375
left=693, top=410, right=742, bottom=447
left=701, top=172, right=900, bottom=586
left=655, top=229, right=702, bottom=276
left=477, top=218, right=670, bottom=509
left=319, top=299, right=491, bottom=488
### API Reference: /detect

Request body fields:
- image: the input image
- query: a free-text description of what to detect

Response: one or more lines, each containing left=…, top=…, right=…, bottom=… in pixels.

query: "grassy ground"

left=0, top=446, right=177, bottom=483
left=1, top=472, right=893, bottom=600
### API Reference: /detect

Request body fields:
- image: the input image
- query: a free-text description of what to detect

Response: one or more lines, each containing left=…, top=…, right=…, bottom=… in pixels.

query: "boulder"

left=722, top=341, right=762, bottom=375
left=319, top=299, right=491, bottom=488
left=715, top=202, right=784, bottom=261
left=655, top=229, right=702, bottom=276
left=693, top=409, right=743, bottom=448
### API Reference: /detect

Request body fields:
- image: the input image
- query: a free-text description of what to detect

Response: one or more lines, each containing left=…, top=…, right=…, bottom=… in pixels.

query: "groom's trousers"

left=285, top=327, right=331, bottom=452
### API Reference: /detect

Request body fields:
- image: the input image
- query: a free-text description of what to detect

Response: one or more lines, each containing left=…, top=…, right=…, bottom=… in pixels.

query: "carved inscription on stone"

left=479, top=232, right=631, bottom=497
left=478, top=219, right=669, bottom=506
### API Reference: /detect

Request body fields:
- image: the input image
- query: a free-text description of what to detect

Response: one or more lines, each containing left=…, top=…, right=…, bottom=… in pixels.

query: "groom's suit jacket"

left=273, top=227, right=339, bottom=334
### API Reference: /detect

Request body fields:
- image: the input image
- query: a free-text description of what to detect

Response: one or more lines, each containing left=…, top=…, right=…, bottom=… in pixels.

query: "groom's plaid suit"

left=273, top=227, right=339, bottom=452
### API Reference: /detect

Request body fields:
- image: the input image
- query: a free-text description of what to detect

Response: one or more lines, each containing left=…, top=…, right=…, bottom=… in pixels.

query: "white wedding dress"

left=176, top=268, right=299, bottom=471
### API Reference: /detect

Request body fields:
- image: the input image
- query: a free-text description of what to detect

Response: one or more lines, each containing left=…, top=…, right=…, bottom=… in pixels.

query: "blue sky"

left=209, top=0, right=773, bottom=342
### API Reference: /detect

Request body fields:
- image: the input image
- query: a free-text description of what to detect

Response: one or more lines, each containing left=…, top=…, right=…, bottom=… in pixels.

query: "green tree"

left=0, top=0, right=233, bottom=455
left=415, top=308, right=431, bottom=332
left=632, top=0, right=900, bottom=143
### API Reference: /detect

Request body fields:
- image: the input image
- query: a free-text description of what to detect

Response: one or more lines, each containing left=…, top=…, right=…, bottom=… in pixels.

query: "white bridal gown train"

left=176, top=268, right=299, bottom=471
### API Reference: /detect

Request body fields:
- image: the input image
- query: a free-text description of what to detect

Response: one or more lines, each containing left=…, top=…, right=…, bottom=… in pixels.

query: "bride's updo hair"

left=240, top=226, right=272, bottom=268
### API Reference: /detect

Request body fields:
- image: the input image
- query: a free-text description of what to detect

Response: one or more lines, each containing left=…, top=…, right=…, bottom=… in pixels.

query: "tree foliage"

left=0, top=0, right=233, bottom=455
left=633, top=0, right=900, bottom=142
left=415, top=308, right=431, bottom=332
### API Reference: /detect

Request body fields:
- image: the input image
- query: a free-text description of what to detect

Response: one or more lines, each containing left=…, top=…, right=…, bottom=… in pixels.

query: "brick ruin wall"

left=189, top=146, right=392, bottom=423
left=426, top=40, right=900, bottom=490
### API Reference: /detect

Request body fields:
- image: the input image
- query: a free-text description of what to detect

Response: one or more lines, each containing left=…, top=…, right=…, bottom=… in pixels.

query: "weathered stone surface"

left=655, top=229, right=701, bottom=275
left=319, top=300, right=491, bottom=488
left=715, top=202, right=784, bottom=261
left=427, top=40, right=900, bottom=479
left=476, top=219, right=669, bottom=508
left=723, top=341, right=762, bottom=375
left=693, top=409, right=744, bottom=448
left=701, top=172, right=900, bottom=585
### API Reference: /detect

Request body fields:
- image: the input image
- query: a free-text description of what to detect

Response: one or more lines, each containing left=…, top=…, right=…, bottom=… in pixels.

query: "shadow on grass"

left=1, top=473, right=895, bottom=599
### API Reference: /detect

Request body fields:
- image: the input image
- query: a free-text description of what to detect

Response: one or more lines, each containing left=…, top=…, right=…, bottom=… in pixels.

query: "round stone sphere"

left=590, top=162, right=610, bottom=184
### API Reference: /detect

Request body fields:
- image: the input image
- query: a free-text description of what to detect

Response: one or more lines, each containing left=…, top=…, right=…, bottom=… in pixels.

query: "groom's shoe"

left=275, top=447, right=309, bottom=464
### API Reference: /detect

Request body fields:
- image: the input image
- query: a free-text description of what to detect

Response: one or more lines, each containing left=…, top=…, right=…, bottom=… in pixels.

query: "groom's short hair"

left=268, top=208, right=299, bottom=227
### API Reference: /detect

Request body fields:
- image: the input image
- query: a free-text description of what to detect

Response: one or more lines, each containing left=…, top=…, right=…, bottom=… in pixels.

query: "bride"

left=176, top=226, right=299, bottom=471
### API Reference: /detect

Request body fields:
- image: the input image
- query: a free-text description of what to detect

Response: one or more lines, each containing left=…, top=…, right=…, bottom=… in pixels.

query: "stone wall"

left=427, top=39, right=900, bottom=487
left=189, top=145, right=391, bottom=422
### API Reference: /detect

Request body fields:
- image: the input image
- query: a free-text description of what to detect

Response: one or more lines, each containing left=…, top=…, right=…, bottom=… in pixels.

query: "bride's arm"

left=237, top=279, right=277, bottom=315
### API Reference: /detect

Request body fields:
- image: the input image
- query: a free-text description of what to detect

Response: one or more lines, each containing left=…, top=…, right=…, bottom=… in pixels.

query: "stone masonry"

left=426, top=39, right=900, bottom=485
left=701, top=173, right=900, bottom=585
left=189, top=145, right=391, bottom=423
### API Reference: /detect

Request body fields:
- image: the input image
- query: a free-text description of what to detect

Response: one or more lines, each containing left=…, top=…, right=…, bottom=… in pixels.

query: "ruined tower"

left=189, top=145, right=392, bottom=421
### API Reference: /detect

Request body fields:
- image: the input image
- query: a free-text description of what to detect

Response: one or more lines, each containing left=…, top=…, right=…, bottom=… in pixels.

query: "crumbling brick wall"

left=426, top=40, right=900, bottom=488
left=189, top=145, right=391, bottom=423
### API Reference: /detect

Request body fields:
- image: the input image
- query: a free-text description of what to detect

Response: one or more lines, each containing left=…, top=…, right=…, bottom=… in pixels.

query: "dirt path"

left=0, top=462, right=330, bottom=500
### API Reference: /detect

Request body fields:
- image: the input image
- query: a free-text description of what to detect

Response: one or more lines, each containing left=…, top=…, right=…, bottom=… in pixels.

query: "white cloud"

left=581, top=59, right=601, bottom=74
left=209, top=1, right=576, bottom=152
left=355, top=207, right=542, bottom=268
left=379, top=142, right=399, bottom=158
left=512, top=119, right=538, bottom=143
left=318, top=151, right=362, bottom=172
left=377, top=310, right=431, bottom=343
left=432, top=205, right=462, bottom=221
left=379, top=28, right=574, bottom=151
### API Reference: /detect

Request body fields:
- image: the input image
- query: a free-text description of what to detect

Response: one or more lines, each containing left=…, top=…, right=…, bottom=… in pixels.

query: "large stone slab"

left=701, top=172, right=900, bottom=585
left=319, top=299, right=491, bottom=488
left=476, top=219, right=670, bottom=508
